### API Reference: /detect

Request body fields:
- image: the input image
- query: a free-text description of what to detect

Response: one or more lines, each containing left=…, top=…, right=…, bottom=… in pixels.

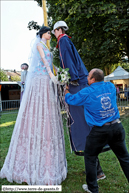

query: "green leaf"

left=33, top=0, right=129, bottom=73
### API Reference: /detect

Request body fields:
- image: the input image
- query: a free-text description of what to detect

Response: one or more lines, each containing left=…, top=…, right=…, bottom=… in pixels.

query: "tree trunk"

left=104, top=66, right=111, bottom=76
left=125, top=37, right=129, bottom=60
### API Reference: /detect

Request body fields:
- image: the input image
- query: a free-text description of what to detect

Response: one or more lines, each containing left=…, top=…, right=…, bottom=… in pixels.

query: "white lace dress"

left=0, top=39, right=67, bottom=185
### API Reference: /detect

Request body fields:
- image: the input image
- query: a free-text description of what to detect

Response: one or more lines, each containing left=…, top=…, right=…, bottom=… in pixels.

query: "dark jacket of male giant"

left=58, top=35, right=91, bottom=151
left=59, top=35, right=88, bottom=85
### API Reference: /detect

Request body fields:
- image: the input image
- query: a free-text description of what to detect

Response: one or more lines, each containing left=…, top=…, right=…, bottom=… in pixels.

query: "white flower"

left=57, top=67, right=71, bottom=85
left=64, top=71, right=68, bottom=75
left=61, top=74, right=67, bottom=81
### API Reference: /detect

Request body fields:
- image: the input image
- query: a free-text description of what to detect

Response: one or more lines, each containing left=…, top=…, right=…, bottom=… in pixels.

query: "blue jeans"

left=84, top=122, right=129, bottom=193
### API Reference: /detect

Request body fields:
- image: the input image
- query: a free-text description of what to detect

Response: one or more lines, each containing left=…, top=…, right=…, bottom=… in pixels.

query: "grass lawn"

left=0, top=112, right=129, bottom=193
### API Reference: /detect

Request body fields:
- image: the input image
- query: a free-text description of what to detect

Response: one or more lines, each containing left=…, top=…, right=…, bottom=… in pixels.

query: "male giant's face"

left=54, top=28, right=62, bottom=39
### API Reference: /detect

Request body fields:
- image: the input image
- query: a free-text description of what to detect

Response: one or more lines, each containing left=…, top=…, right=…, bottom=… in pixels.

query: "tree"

left=0, top=69, right=8, bottom=81
left=11, top=76, right=21, bottom=82
left=121, top=62, right=129, bottom=72
left=28, top=20, right=41, bottom=31
left=32, top=0, right=129, bottom=74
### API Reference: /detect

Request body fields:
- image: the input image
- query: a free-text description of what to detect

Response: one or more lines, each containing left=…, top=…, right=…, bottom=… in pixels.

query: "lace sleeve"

left=41, top=56, right=51, bottom=73
left=37, top=43, right=51, bottom=74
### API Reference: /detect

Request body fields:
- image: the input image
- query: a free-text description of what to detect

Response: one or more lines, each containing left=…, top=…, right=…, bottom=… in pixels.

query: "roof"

left=0, top=81, right=18, bottom=85
left=6, top=71, right=21, bottom=77
left=104, top=66, right=129, bottom=81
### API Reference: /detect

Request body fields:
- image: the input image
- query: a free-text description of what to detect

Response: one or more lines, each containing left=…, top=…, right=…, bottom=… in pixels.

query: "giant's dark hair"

left=56, top=27, right=65, bottom=34
left=37, top=26, right=50, bottom=38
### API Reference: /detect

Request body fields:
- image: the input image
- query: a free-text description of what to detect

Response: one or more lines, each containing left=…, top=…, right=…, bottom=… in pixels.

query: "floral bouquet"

left=57, top=67, right=71, bottom=85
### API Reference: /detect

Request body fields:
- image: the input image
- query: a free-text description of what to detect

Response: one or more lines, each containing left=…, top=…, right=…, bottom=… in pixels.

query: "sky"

left=1, top=0, right=44, bottom=71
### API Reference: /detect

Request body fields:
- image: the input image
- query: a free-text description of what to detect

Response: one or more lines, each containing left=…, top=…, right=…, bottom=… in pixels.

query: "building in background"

left=4, top=69, right=21, bottom=81
left=104, top=66, right=129, bottom=91
left=0, top=70, right=21, bottom=112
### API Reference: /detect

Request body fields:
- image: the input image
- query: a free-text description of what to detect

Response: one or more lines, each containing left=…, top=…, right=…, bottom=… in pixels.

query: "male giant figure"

left=52, top=21, right=105, bottom=180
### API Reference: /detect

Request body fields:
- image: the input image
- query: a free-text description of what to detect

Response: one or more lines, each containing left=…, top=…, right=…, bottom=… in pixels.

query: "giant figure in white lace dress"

left=0, top=26, right=67, bottom=185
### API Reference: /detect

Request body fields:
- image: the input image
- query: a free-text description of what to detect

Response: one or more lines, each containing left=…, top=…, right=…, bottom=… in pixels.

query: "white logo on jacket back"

left=101, top=96, right=111, bottom=110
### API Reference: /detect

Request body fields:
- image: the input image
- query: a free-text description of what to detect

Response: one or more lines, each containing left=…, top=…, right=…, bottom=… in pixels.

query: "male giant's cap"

left=52, top=21, right=68, bottom=34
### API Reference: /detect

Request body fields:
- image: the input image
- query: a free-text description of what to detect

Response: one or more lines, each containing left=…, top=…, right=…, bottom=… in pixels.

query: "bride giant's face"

left=42, top=31, right=51, bottom=40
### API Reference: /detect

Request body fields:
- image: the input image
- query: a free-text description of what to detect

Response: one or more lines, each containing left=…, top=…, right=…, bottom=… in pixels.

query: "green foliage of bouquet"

left=57, top=67, right=71, bottom=85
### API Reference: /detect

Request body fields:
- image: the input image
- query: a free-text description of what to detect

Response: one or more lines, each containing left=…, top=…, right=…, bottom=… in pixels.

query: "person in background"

left=116, top=84, right=120, bottom=100
left=65, top=68, right=129, bottom=193
left=127, top=85, right=129, bottom=99
left=20, top=63, right=29, bottom=103
left=52, top=21, right=105, bottom=180
left=124, top=84, right=128, bottom=99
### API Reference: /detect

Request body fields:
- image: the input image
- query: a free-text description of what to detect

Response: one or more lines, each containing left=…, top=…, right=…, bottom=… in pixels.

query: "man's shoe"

left=82, top=184, right=92, bottom=192
left=97, top=173, right=106, bottom=181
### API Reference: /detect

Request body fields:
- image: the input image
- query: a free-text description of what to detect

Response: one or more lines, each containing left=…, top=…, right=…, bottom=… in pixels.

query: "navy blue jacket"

left=59, top=35, right=88, bottom=84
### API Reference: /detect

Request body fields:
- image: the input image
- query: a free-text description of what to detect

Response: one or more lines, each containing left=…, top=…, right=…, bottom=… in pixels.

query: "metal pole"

left=42, top=0, right=56, bottom=75
left=42, top=0, right=50, bottom=49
